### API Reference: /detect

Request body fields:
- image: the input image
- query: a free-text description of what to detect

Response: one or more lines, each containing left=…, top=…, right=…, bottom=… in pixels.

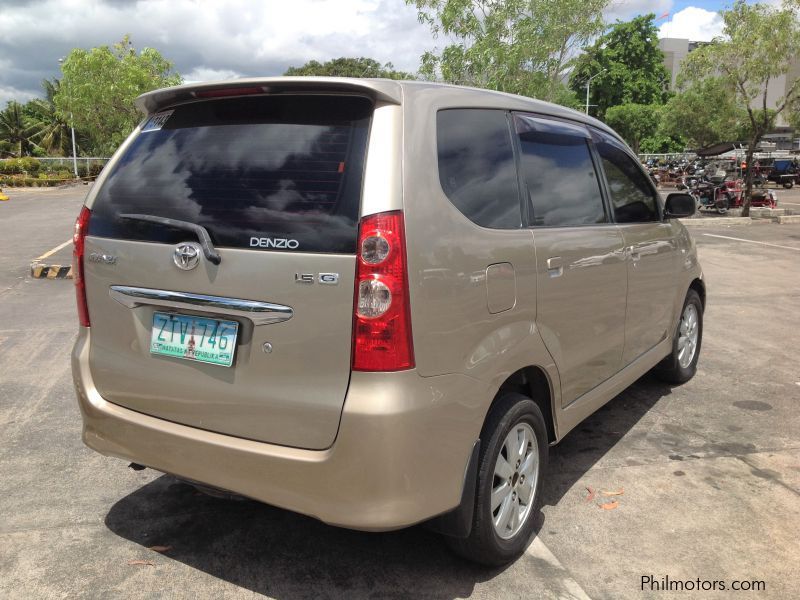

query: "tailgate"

left=82, top=94, right=372, bottom=449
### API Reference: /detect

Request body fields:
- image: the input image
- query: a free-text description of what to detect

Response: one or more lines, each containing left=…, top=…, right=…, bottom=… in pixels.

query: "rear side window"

left=515, top=115, right=606, bottom=227
left=436, top=109, right=521, bottom=229
left=592, top=130, right=660, bottom=223
left=89, top=95, right=373, bottom=253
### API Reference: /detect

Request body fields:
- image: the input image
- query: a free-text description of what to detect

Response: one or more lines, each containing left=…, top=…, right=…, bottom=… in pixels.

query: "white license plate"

left=150, top=312, right=238, bottom=367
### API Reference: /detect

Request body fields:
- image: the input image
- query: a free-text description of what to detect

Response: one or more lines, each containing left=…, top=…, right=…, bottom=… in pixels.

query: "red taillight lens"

left=73, top=206, right=91, bottom=327
left=193, top=86, right=266, bottom=98
left=352, top=211, right=414, bottom=371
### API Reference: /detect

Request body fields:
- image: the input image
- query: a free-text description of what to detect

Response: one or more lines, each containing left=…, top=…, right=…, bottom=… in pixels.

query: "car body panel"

left=71, top=77, right=705, bottom=531
left=83, top=237, right=357, bottom=449
left=73, top=327, right=485, bottom=530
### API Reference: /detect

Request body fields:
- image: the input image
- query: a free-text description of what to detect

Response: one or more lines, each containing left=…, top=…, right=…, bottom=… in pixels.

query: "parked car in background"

left=71, top=78, right=704, bottom=566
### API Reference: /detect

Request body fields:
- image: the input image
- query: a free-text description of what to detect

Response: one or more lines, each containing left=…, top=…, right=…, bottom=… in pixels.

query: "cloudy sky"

left=0, top=0, right=730, bottom=106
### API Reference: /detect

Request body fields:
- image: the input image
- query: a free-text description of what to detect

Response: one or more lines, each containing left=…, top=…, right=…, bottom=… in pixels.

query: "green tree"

left=0, top=101, right=36, bottom=157
left=570, top=14, right=670, bottom=118
left=55, top=36, right=181, bottom=155
left=284, top=57, right=413, bottom=79
left=680, top=1, right=800, bottom=216
left=660, top=77, right=745, bottom=150
left=26, top=79, right=76, bottom=156
left=408, top=0, right=608, bottom=104
left=604, top=104, right=661, bottom=154
left=639, top=132, right=685, bottom=154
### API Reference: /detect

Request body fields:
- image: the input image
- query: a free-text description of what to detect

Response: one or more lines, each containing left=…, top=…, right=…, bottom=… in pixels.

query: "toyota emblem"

left=173, top=242, right=201, bottom=271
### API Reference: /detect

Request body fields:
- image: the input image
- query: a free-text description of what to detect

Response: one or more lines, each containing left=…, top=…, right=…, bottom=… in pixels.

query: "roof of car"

left=135, top=77, right=618, bottom=140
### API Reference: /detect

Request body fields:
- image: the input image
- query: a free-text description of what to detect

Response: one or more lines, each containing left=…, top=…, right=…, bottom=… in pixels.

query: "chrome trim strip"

left=109, top=285, right=293, bottom=326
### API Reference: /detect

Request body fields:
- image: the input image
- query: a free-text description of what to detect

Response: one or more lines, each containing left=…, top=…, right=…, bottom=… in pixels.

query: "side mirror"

left=664, top=193, right=695, bottom=219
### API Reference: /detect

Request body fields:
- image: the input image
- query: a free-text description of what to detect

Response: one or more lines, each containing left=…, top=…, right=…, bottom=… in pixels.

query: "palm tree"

left=0, top=101, right=37, bottom=157
left=28, top=79, right=78, bottom=156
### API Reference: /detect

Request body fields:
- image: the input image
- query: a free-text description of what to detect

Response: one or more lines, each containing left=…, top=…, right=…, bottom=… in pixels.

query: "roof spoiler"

left=135, top=77, right=404, bottom=115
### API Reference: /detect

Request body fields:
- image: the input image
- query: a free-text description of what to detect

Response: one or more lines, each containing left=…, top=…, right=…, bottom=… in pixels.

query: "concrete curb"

left=30, top=262, right=73, bottom=279
left=777, top=215, right=800, bottom=224
left=680, top=217, right=753, bottom=227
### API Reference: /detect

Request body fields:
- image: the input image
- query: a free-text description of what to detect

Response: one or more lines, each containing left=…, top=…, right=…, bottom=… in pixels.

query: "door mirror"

left=664, top=193, right=695, bottom=219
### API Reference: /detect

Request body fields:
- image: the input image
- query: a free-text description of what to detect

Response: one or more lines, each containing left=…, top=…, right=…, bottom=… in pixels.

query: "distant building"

left=659, top=37, right=800, bottom=129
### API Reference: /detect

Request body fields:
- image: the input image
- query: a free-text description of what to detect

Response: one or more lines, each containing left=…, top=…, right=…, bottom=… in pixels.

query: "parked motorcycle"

left=689, top=177, right=736, bottom=214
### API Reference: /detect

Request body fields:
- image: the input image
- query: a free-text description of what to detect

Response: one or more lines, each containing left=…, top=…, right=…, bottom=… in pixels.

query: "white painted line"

left=35, top=239, right=71, bottom=261
left=703, top=233, right=800, bottom=252
left=525, top=537, right=593, bottom=599
left=780, top=201, right=800, bottom=206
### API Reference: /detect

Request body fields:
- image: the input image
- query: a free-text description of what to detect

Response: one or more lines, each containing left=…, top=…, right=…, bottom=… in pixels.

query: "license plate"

left=150, top=312, right=238, bottom=367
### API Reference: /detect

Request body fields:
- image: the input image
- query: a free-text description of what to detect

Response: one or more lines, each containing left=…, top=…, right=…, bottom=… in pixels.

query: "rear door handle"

left=546, top=256, right=563, bottom=278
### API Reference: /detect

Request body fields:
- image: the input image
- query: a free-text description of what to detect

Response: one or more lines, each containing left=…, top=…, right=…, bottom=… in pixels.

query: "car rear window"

left=89, top=95, right=373, bottom=253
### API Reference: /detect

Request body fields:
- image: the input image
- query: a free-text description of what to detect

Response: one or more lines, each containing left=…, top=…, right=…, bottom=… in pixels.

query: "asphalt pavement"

left=1, top=187, right=798, bottom=599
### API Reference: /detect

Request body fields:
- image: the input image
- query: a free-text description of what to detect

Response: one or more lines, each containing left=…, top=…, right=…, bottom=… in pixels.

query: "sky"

left=0, top=0, right=734, bottom=106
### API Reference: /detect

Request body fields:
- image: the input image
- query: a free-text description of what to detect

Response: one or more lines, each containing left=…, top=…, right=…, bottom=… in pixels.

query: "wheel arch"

left=689, top=277, right=706, bottom=309
left=493, top=366, right=557, bottom=444
left=427, top=364, right=556, bottom=539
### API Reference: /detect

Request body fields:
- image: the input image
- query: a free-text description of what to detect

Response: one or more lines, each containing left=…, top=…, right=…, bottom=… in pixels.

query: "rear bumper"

left=71, top=328, right=485, bottom=531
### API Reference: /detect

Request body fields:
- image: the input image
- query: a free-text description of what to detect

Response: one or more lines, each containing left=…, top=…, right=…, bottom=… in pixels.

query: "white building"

left=659, top=37, right=800, bottom=129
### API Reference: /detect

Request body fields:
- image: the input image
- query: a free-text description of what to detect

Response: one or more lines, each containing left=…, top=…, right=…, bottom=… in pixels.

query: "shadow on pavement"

left=105, top=374, right=673, bottom=598
left=541, top=373, right=673, bottom=508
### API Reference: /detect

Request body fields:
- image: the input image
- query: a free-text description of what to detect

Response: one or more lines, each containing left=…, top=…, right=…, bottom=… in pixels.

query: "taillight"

left=73, top=206, right=91, bottom=327
left=352, top=211, right=414, bottom=371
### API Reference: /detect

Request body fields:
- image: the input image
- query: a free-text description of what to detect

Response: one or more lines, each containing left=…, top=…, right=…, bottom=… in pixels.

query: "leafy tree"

left=660, top=77, right=745, bottom=150
left=639, top=131, right=685, bottom=154
left=604, top=104, right=661, bottom=154
left=55, top=36, right=181, bottom=155
left=570, top=14, right=670, bottom=118
left=408, top=0, right=608, bottom=104
left=680, top=1, right=800, bottom=216
left=0, top=101, right=36, bottom=157
left=284, top=57, right=413, bottom=79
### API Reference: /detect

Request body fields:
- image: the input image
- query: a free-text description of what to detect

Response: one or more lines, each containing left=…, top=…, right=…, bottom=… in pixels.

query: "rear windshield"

left=89, top=95, right=373, bottom=253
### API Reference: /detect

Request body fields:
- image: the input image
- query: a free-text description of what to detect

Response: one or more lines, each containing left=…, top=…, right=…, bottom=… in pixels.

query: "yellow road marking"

left=35, top=239, right=72, bottom=261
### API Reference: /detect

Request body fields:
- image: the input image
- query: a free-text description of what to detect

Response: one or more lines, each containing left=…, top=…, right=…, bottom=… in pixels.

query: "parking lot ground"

left=1, top=188, right=799, bottom=599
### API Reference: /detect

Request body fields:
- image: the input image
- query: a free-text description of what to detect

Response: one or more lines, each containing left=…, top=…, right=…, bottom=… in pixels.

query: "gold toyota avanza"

left=72, top=78, right=704, bottom=565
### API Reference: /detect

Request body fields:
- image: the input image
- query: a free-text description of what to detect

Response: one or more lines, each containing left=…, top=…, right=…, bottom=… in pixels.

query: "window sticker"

left=142, top=110, right=174, bottom=132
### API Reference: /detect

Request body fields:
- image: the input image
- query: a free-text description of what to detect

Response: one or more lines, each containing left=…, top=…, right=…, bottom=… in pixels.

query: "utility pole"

left=585, top=68, right=608, bottom=115
left=58, top=58, right=79, bottom=178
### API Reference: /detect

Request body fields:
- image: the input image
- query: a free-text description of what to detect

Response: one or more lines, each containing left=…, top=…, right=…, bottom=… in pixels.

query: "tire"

left=654, top=289, right=703, bottom=384
left=446, top=392, right=548, bottom=566
left=784, top=181, right=794, bottom=189
left=716, top=195, right=729, bottom=214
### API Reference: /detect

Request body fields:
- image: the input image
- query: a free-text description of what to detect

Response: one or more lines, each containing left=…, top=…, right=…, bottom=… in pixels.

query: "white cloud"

left=606, top=0, right=673, bottom=23
left=0, top=0, right=434, bottom=105
left=658, top=7, right=724, bottom=41
left=0, top=85, right=38, bottom=104
left=0, top=1, right=732, bottom=107
left=183, top=67, right=243, bottom=83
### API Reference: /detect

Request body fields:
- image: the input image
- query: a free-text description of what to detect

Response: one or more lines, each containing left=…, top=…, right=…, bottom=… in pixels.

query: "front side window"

left=593, top=130, right=660, bottom=223
left=436, top=109, right=521, bottom=229
left=515, top=115, right=606, bottom=227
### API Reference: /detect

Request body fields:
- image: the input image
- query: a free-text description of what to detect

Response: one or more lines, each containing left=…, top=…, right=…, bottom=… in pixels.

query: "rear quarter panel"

left=399, top=88, right=561, bottom=427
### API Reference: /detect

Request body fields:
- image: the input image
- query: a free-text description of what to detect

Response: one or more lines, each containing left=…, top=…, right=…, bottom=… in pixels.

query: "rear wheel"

left=446, top=392, right=548, bottom=566
left=654, top=289, right=703, bottom=384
